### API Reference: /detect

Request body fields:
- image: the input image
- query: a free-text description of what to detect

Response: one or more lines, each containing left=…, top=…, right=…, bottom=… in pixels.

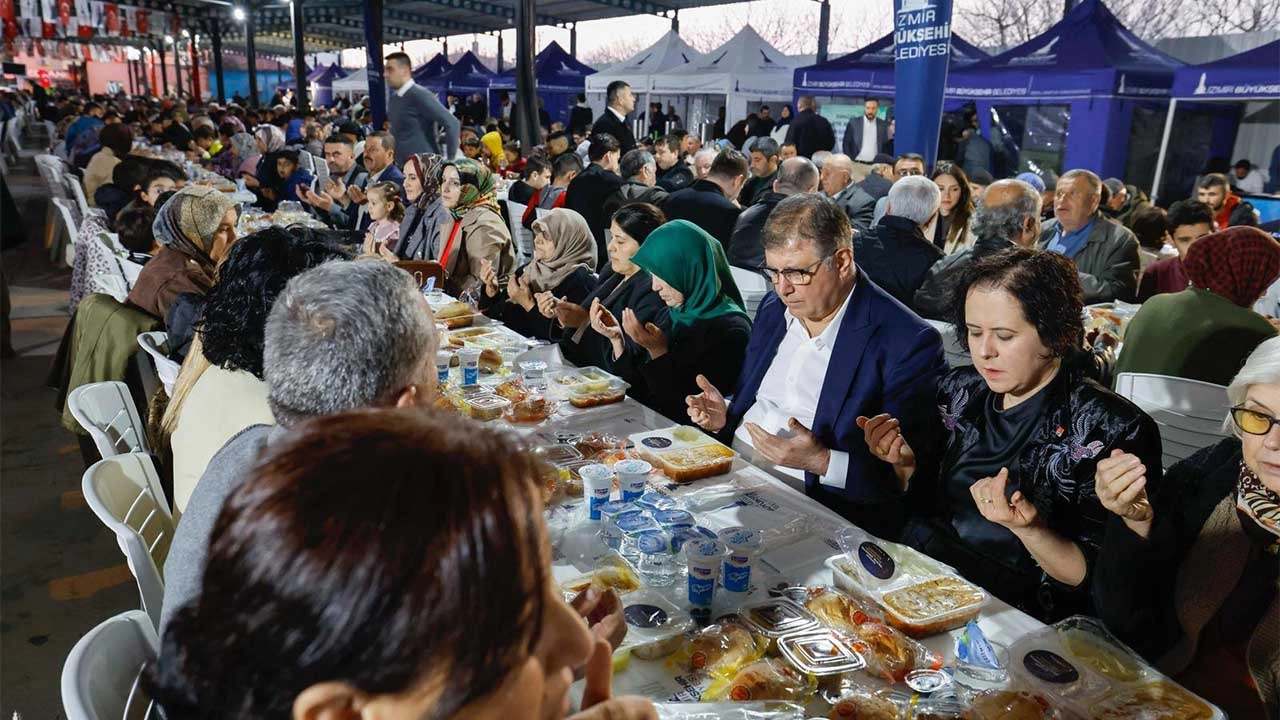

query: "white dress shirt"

left=734, top=286, right=855, bottom=488
left=857, top=116, right=878, bottom=162
left=394, top=78, right=416, bottom=98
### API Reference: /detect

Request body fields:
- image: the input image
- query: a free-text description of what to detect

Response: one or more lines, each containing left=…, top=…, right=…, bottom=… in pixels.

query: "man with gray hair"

left=692, top=147, right=717, bottom=180
left=913, top=179, right=1043, bottom=320
left=853, top=175, right=945, bottom=309
left=819, top=153, right=876, bottom=233
left=729, top=156, right=820, bottom=270
left=159, top=259, right=438, bottom=634
left=739, top=137, right=781, bottom=206
left=603, top=148, right=669, bottom=221
left=1039, top=168, right=1140, bottom=303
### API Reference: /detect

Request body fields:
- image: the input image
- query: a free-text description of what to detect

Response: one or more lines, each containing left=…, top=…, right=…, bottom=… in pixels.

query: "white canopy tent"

left=332, top=67, right=369, bottom=99
left=649, top=26, right=800, bottom=139
left=585, top=30, right=703, bottom=130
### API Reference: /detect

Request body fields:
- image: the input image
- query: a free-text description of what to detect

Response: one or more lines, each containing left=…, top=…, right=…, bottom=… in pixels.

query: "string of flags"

left=0, top=0, right=182, bottom=60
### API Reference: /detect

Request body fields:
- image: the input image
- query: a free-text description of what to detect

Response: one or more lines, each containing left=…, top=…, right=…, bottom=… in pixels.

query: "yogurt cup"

left=435, top=350, right=452, bottom=385
left=579, top=464, right=615, bottom=521
left=635, top=491, right=679, bottom=513
left=613, top=459, right=652, bottom=502
left=684, top=538, right=724, bottom=624
left=456, top=347, right=482, bottom=386
left=718, top=526, right=764, bottom=594
left=600, top=501, right=641, bottom=550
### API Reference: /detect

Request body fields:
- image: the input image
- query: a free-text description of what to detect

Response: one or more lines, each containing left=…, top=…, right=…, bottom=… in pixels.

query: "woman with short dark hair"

left=83, top=122, right=134, bottom=203
left=860, top=246, right=1162, bottom=621
left=148, top=407, right=655, bottom=720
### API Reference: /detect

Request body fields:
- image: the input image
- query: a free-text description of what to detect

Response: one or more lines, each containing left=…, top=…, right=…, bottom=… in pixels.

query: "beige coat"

left=440, top=206, right=516, bottom=296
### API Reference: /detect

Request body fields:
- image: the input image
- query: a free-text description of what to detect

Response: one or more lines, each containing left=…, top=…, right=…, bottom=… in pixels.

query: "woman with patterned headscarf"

left=215, top=132, right=259, bottom=181
left=477, top=208, right=597, bottom=339
left=243, top=124, right=288, bottom=207
left=1115, top=226, right=1280, bottom=386
left=127, top=185, right=239, bottom=323
left=397, top=153, right=453, bottom=261
left=436, top=157, right=517, bottom=296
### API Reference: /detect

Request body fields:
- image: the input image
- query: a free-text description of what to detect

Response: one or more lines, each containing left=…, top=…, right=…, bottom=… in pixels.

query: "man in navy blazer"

left=687, top=193, right=945, bottom=539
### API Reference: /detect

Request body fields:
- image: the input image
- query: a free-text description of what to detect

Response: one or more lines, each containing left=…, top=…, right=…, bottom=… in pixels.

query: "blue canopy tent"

left=491, top=41, right=598, bottom=127
left=413, top=53, right=453, bottom=85
left=307, top=64, right=331, bottom=83
left=793, top=31, right=987, bottom=100
left=272, top=63, right=315, bottom=92
left=1152, top=40, right=1280, bottom=205
left=310, top=64, right=347, bottom=109
left=424, top=51, right=496, bottom=116
left=944, top=0, right=1182, bottom=183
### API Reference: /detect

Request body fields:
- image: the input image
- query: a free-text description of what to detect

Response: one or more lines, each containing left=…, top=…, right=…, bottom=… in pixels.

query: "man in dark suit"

left=659, top=149, right=748, bottom=251
left=687, top=193, right=946, bottom=538
left=564, top=133, right=625, bottom=269
left=842, top=98, right=891, bottom=164
left=820, top=153, right=876, bottom=233
left=1038, top=168, right=1140, bottom=303
left=854, top=176, right=945, bottom=310
left=384, top=51, right=460, bottom=166
left=590, top=81, right=637, bottom=155
left=347, top=131, right=404, bottom=233
left=729, top=156, right=819, bottom=271
left=784, top=96, right=835, bottom=159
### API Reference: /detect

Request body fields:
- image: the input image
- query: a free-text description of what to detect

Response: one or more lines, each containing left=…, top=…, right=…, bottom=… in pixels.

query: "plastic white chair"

left=535, top=207, right=551, bottom=220
left=924, top=319, right=974, bottom=369
left=82, top=453, right=174, bottom=631
left=52, top=197, right=81, bottom=267
left=729, top=265, right=770, bottom=320
left=1113, top=372, right=1230, bottom=470
left=61, top=609, right=159, bottom=720
left=505, top=199, right=534, bottom=261
left=299, top=150, right=316, bottom=173
left=66, top=173, right=92, bottom=219
left=137, top=332, right=181, bottom=397
left=67, top=381, right=152, bottom=459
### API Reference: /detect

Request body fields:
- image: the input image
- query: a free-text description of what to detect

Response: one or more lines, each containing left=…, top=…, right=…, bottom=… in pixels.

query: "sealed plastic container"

left=718, top=526, right=763, bottom=595
left=879, top=575, right=988, bottom=637
left=777, top=629, right=865, bottom=677
left=636, top=491, right=681, bottom=513
left=579, top=464, right=615, bottom=521
left=617, top=513, right=660, bottom=564
left=456, top=347, right=482, bottom=385
left=630, top=427, right=736, bottom=483
left=618, top=589, right=697, bottom=660
left=536, top=443, right=584, bottom=466
left=600, top=501, right=642, bottom=551
left=652, top=508, right=695, bottom=533
left=637, top=531, right=679, bottom=587
left=739, top=598, right=819, bottom=639
left=461, top=393, right=509, bottom=421
left=559, top=553, right=641, bottom=597
left=684, top=538, right=724, bottom=624
left=613, top=458, right=652, bottom=501
left=550, top=366, right=630, bottom=408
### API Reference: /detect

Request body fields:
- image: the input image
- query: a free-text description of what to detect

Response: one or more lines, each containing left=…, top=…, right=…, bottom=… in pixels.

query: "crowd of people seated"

left=28, top=72, right=1280, bottom=719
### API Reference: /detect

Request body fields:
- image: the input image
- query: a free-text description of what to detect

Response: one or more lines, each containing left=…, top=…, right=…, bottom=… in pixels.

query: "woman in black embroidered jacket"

left=858, top=247, right=1162, bottom=621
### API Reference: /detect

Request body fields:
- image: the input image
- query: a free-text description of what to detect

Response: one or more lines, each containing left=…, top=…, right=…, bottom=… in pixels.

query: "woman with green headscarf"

left=590, top=219, right=752, bottom=422
left=437, top=157, right=517, bottom=296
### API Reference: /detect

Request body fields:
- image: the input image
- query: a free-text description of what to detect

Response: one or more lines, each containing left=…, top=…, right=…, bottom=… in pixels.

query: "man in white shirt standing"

left=687, top=193, right=946, bottom=538
left=842, top=98, right=890, bottom=168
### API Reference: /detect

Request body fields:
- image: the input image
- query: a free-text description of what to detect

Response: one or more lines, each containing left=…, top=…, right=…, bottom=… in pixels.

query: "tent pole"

left=364, top=0, right=386, bottom=129
left=496, top=31, right=504, bottom=73
left=514, top=0, right=539, bottom=152
left=291, top=0, right=308, bottom=110
left=246, top=5, right=259, bottom=108
left=570, top=23, right=577, bottom=57
left=1150, top=98, right=1177, bottom=203
left=816, top=0, right=830, bottom=64
left=211, top=17, right=225, bottom=103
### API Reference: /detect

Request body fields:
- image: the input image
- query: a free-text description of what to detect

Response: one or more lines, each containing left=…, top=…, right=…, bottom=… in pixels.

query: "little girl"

left=363, top=181, right=406, bottom=257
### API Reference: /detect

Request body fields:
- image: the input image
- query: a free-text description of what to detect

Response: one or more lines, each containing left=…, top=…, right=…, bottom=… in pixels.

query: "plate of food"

left=549, top=366, right=630, bottom=409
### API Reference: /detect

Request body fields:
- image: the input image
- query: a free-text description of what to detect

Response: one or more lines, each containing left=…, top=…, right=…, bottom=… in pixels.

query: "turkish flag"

left=36, top=67, right=50, bottom=87
left=133, top=7, right=145, bottom=33
left=0, top=0, right=15, bottom=39
left=56, top=0, right=67, bottom=25
left=103, top=2, right=116, bottom=33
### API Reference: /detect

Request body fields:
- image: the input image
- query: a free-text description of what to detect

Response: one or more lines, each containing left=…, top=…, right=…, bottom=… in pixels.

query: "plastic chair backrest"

left=535, top=207, right=551, bottom=220
left=729, top=265, right=769, bottom=320
left=299, top=150, right=316, bottom=173
left=505, top=200, right=534, bottom=261
left=1114, top=372, right=1230, bottom=469
left=67, top=381, right=151, bottom=458
left=68, top=174, right=92, bottom=217
left=61, top=609, right=159, bottom=720
left=136, top=332, right=181, bottom=397
left=396, top=260, right=446, bottom=287
left=924, top=319, right=973, bottom=369
left=53, top=197, right=81, bottom=266
left=82, top=453, right=174, bottom=630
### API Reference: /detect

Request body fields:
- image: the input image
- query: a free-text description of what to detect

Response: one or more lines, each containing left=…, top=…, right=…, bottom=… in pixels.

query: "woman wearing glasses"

left=1094, top=336, right=1280, bottom=719
left=859, top=246, right=1162, bottom=622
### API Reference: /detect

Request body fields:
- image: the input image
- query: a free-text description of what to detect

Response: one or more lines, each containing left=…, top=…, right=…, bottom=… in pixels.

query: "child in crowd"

left=277, top=150, right=315, bottom=204
left=363, top=181, right=405, bottom=257
left=522, top=152, right=581, bottom=229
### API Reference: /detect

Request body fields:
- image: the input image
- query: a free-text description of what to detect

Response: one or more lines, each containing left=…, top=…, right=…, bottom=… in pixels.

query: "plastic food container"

left=629, top=427, right=737, bottom=483
left=879, top=575, right=989, bottom=637
left=600, top=501, right=642, bottom=550
left=776, top=628, right=865, bottom=676
left=618, top=589, right=697, bottom=660
left=550, top=366, right=630, bottom=408
left=652, top=508, right=695, bottom=532
left=559, top=553, right=642, bottom=597
left=535, top=444, right=584, bottom=465
left=451, top=392, right=509, bottom=421
left=505, top=395, right=555, bottom=424
left=739, top=598, right=819, bottom=639
left=1008, top=616, right=1222, bottom=720
left=636, top=491, right=681, bottom=513
left=719, top=526, right=764, bottom=595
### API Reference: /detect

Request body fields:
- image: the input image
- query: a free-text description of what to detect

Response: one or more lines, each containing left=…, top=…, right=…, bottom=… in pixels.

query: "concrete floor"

left=2, top=161, right=136, bottom=717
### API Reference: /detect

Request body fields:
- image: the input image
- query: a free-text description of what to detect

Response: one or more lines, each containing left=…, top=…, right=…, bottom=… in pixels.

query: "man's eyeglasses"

left=759, top=256, right=832, bottom=286
left=1231, top=407, right=1280, bottom=436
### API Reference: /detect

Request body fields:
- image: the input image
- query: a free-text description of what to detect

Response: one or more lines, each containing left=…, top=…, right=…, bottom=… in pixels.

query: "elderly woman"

left=553, top=203, right=671, bottom=372
left=860, top=247, right=1162, bottom=622
left=148, top=408, right=654, bottom=720
left=1115, top=226, right=1280, bottom=387
left=126, top=186, right=238, bottom=324
left=591, top=220, right=751, bottom=423
left=1095, top=336, right=1280, bottom=718
left=243, top=125, right=286, bottom=208
left=438, top=157, right=517, bottom=296
left=218, top=132, right=259, bottom=182
left=396, top=153, right=453, bottom=261
left=477, top=208, right=596, bottom=340
left=162, top=227, right=348, bottom=514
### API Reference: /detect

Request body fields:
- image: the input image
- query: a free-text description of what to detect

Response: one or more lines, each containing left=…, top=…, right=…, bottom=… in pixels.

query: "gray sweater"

left=158, top=424, right=280, bottom=637
left=388, top=83, right=461, bottom=166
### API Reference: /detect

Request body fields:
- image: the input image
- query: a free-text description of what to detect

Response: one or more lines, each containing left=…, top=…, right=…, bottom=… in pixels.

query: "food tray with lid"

left=617, top=589, right=697, bottom=660
left=629, top=426, right=738, bottom=483
left=1007, top=615, right=1222, bottom=720
left=549, top=366, right=631, bottom=408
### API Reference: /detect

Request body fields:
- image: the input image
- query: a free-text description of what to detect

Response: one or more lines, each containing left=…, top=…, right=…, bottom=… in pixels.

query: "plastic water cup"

left=435, top=351, right=452, bottom=385
left=613, top=459, right=652, bottom=502
left=578, top=464, right=615, bottom=522
left=599, top=501, right=640, bottom=551
left=520, top=360, right=548, bottom=391
left=718, top=527, right=763, bottom=595
left=638, top=531, right=679, bottom=587
left=685, top=538, right=724, bottom=624
left=456, top=347, right=482, bottom=386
